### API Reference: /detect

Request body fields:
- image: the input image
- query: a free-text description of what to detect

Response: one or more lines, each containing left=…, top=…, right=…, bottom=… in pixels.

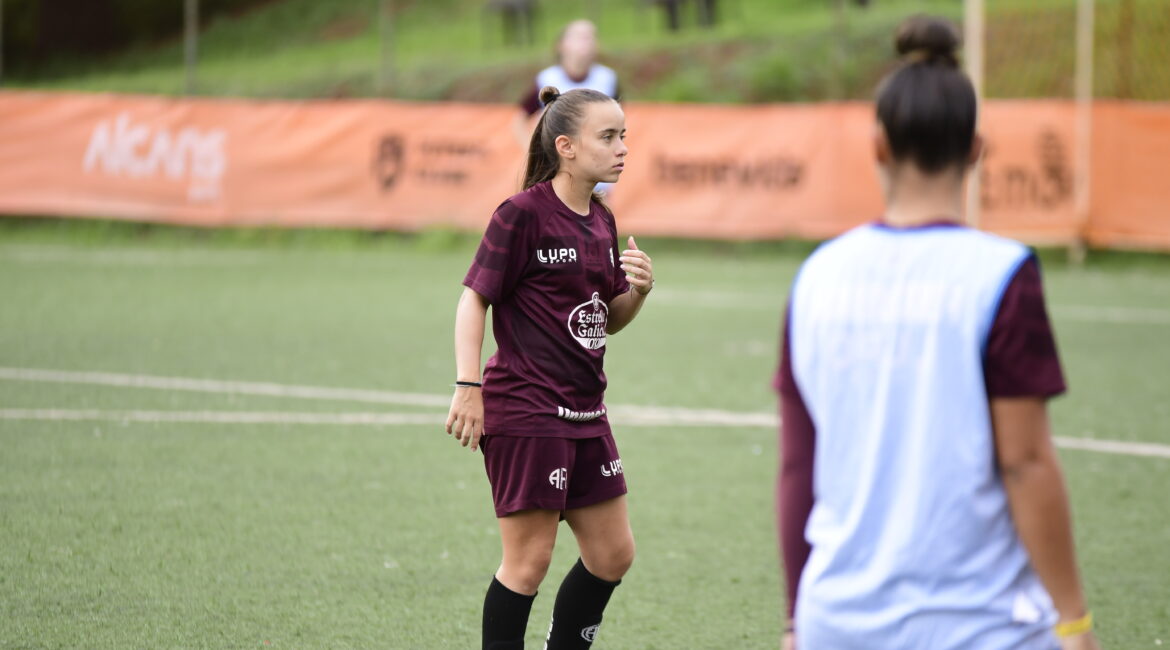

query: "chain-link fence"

left=4, top=1, right=1165, bottom=104
left=983, top=0, right=1170, bottom=101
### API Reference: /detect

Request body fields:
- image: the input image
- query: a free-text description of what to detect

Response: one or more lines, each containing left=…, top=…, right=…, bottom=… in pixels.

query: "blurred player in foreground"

left=775, top=15, right=1099, bottom=650
left=447, top=86, right=653, bottom=649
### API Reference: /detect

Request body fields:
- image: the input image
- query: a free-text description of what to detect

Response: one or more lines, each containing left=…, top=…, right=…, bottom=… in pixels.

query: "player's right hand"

left=445, top=386, right=484, bottom=452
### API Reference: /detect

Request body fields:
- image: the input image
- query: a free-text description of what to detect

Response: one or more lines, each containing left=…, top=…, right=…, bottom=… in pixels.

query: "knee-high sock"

left=544, top=559, right=621, bottom=649
left=483, top=576, right=536, bottom=650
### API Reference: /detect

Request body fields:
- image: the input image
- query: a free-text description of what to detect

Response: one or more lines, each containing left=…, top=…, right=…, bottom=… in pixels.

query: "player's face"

left=559, top=22, right=598, bottom=68
left=573, top=101, right=627, bottom=184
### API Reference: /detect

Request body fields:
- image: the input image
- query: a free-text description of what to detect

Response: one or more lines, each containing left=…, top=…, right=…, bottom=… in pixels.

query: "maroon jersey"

left=464, top=181, right=630, bottom=438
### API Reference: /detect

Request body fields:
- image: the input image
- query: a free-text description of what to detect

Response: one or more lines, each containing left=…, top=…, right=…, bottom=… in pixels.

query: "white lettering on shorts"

left=581, top=624, right=600, bottom=642
left=600, top=459, right=624, bottom=477
left=548, top=467, right=567, bottom=490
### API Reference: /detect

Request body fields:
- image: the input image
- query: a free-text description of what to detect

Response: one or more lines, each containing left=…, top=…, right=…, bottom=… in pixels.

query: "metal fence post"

left=1, top=0, right=6, bottom=87
left=963, top=0, right=984, bottom=231
left=185, top=0, right=199, bottom=94
left=1071, top=0, right=1095, bottom=263
left=379, top=0, right=396, bottom=96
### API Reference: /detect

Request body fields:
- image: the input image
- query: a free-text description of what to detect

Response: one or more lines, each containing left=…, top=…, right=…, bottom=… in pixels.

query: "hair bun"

left=539, top=86, right=562, bottom=105
left=895, top=15, right=960, bottom=67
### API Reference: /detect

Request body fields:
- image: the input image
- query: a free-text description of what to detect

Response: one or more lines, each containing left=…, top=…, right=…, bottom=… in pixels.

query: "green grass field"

left=1, top=225, right=1168, bottom=648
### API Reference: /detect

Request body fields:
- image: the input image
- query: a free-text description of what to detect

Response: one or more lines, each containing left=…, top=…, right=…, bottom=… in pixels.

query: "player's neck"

left=551, top=172, right=594, bottom=216
left=883, top=166, right=966, bottom=227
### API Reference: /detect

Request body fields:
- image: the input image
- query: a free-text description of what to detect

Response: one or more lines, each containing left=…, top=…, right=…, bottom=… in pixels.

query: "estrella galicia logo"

left=567, top=292, right=608, bottom=350
left=372, top=134, right=405, bottom=191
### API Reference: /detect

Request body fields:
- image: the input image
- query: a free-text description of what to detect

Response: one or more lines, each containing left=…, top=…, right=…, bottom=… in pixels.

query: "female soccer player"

left=447, top=86, right=653, bottom=650
left=776, top=16, right=1100, bottom=650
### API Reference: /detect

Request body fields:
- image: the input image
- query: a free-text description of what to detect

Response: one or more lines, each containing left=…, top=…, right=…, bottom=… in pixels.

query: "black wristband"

left=454, top=380, right=482, bottom=388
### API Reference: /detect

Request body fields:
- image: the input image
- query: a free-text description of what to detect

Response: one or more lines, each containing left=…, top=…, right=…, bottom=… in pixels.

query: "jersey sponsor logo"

left=568, top=292, right=608, bottom=350
left=600, top=459, right=623, bottom=477
left=557, top=406, right=607, bottom=422
left=548, top=467, right=568, bottom=490
left=580, top=624, right=600, bottom=642
left=537, top=247, right=578, bottom=264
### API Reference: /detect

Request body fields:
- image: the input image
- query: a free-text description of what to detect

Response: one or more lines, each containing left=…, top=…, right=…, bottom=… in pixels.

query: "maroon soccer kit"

left=464, top=181, right=631, bottom=515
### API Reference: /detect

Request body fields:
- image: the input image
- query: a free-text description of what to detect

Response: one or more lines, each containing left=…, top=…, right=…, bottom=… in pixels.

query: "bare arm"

left=606, top=236, right=653, bottom=334
left=445, top=287, right=489, bottom=451
left=606, top=289, right=647, bottom=334
left=992, top=397, right=1099, bottom=648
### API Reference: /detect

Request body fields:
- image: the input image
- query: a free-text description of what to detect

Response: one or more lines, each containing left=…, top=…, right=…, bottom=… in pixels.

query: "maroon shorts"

left=481, top=433, right=628, bottom=518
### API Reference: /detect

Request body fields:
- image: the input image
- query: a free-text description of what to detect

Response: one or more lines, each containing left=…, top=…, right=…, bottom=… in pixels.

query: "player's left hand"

left=620, top=236, right=654, bottom=296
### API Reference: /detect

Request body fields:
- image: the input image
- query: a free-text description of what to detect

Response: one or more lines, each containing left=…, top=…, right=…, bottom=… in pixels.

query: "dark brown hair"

left=523, top=86, right=616, bottom=203
left=876, top=16, right=977, bottom=174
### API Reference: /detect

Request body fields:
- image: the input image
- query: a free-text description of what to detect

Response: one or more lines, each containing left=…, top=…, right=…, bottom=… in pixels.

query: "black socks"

left=483, top=576, right=536, bottom=650
left=544, top=559, right=621, bottom=649
left=483, top=560, right=621, bottom=649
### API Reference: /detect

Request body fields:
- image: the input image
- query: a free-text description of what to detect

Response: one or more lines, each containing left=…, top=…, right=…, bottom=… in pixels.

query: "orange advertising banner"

left=1087, top=102, right=1170, bottom=249
left=0, top=91, right=1167, bottom=249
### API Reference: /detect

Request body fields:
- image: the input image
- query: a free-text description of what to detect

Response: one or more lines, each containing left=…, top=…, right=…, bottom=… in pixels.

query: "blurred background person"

left=512, top=19, right=621, bottom=146
left=512, top=19, right=622, bottom=197
left=775, top=15, right=1099, bottom=650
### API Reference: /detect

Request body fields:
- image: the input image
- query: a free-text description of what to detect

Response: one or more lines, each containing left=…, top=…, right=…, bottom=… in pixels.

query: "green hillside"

left=7, top=0, right=1169, bottom=102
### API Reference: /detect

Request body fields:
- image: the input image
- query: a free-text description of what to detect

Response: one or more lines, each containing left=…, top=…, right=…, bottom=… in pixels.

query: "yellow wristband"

left=1054, top=612, right=1093, bottom=638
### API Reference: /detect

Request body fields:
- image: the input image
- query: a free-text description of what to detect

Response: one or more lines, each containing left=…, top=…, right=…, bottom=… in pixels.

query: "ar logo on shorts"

left=548, top=468, right=568, bottom=490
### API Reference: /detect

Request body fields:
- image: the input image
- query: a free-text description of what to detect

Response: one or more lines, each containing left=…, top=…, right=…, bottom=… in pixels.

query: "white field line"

left=1, top=367, right=1167, bottom=458
left=0, top=367, right=765, bottom=426
left=0, top=244, right=264, bottom=267
left=0, top=367, right=451, bottom=408
left=0, top=409, right=441, bottom=426
left=608, top=405, right=778, bottom=428
left=1052, top=436, right=1170, bottom=459
left=3, top=408, right=1168, bottom=459
left=1050, top=304, right=1170, bottom=325
left=0, top=407, right=760, bottom=429
left=651, top=289, right=1170, bottom=325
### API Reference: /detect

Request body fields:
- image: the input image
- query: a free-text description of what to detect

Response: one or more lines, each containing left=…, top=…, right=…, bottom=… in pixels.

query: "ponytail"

left=523, top=86, right=565, bottom=190
left=522, top=85, right=617, bottom=206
